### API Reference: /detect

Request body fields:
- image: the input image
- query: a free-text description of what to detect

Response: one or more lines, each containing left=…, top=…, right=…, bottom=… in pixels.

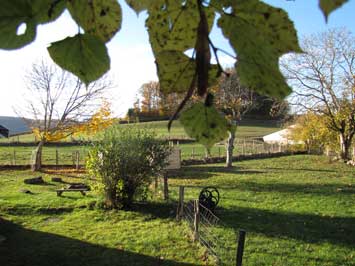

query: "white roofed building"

left=263, top=125, right=301, bottom=145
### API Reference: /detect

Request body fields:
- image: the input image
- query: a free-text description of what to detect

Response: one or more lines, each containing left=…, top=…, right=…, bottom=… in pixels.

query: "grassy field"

left=0, top=120, right=281, bottom=165
left=0, top=120, right=280, bottom=143
left=0, top=155, right=354, bottom=265
left=0, top=139, right=285, bottom=165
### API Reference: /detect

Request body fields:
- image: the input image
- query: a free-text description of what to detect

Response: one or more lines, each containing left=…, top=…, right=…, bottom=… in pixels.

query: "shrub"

left=86, top=126, right=171, bottom=209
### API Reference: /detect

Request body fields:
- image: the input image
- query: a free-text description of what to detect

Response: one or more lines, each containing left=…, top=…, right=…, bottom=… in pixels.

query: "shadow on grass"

left=2, top=206, right=75, bottom=216
left=168, top=166, right=264, bottom=180
left=25, top=181, right=55, bottom=186
left=0, top=217, right=198, bottom=266
left=216, top=206, right=355, bottom=248
left=220, top=181, right=355, bottom=195
left=132, top=201, right=176, bottom=220
left=264, top=167, right=337, bottom=173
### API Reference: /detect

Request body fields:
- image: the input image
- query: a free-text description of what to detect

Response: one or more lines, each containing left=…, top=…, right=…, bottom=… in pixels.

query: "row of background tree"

left=126, top=69, right=290, bottom=123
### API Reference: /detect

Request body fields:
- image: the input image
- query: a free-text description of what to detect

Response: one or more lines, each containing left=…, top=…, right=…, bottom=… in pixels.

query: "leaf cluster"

left=0, top=0, right=349, bottom=148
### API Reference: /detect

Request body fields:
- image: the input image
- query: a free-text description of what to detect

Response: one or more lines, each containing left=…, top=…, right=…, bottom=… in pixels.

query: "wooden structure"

left=56, top=188, right=89, bottom=196
left=0, top=125, right=9, bottom=138
left=162, top=147, right=181, bottom=200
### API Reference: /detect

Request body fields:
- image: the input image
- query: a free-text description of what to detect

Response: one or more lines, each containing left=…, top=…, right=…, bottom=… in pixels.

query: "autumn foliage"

left=32, top=101, right=115, bottom=142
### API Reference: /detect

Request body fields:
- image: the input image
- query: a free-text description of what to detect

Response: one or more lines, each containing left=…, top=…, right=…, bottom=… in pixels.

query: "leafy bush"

left=289, top=112, right=338, bottom=153
left=86, top=126, right=171, bottom=209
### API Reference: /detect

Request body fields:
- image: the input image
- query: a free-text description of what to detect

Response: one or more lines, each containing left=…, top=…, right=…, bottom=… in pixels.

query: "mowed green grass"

left=0, top=155, right=354, bottom=265
left=168, top=155, right=355, bottom=265
left=0, top=171, right=210, bottom=266
left=0, top=119, right=280, bottom=143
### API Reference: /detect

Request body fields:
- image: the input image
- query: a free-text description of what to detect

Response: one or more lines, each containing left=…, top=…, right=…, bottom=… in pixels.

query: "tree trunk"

left=339, top=133, right=350, bottom=161
left=205, top=147, right=211, bottom=158
left=105, top=186, right=117, bottom=209
left=226, top=130, right=235, bottom=167
left=31, top=140, right=44, bottom=171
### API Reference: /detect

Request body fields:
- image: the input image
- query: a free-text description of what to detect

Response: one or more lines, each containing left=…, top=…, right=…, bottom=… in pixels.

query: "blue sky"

left=0, top=0, right=354, bottom=117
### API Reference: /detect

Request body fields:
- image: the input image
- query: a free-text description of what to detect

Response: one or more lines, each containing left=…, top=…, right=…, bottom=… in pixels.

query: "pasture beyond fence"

left=0, top=139, right=294, bottom=167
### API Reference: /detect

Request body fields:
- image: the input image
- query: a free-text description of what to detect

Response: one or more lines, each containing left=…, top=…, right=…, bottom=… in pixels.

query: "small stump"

left=24, top=176, right=44, bottom=185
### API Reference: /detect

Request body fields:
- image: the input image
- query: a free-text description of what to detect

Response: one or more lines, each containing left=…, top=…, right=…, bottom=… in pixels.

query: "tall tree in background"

left=20, top=60, right=112, bottom=171
left=213, top=70, right=256, bottom=167
left=135, top=81, right=186, bottom=119
left=282, top=28, right=355, bottom=160
left=140, top=81, right=160, bottom=114
left=214, top=69, right=290, bottom=167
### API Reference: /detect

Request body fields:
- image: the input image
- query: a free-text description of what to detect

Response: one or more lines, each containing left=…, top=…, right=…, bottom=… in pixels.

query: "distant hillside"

left=0, top=116, right=30, bottom=136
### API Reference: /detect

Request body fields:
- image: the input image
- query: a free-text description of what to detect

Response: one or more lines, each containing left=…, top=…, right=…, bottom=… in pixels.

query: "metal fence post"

left=236, top=230, right=246, bottom=266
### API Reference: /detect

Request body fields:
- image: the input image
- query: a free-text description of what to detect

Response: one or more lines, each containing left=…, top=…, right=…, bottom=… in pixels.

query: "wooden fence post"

left=163, top=172, right=169, bottom=200
left=236, top=229, right=246, bottom=266
left=242, top=139, right=245, bottom=155
left=193, top=199, right=200, bottom=242
left=55, top=148, right=59, bottom=169
left=75, top=151, right=80, bottom=170
left=13, top=150, right=16, bottom=165
left=192, top=147, right=195, bottom=159
left=218, top=147, right=221, bottom=157
left=176, top=186, right=185, bottom=221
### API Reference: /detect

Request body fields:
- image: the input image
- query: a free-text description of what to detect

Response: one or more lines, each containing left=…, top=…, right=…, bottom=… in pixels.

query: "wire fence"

left=175, top=139, right=291, bottom=160
left=176, top=187, right=246, bottom=266
left=0, top=147, right=89, bottom=166
left=0, top=138, right=292, bottom=166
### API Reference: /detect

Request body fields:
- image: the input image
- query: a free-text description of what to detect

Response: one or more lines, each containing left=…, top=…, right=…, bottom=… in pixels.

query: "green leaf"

left=67, top=0, right=122, bottom=42
left=156, top=50, right=219, bottom=94
left=180, top=103, right=229, bottom=149
left=0, top=1, right=36, bottom=50
left=319, top=0, right=348, bottom=21
left=218, top=0, right=302, bottom=98
left=146, top=1, right=214, bottom=53
left=156, top=50, right=196, bottom=94
left=146, top=1, right=215, bottom=95
left=48, top=34, right=110, bottom=84
left=32, top=0, right=66, bottom=24
left=0, top=0, right=66, bottom=50
left=125, top=0, right=164, bottom=15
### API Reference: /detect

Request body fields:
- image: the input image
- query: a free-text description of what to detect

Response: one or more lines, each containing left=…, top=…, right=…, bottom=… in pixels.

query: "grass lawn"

left=1, top=155, right=354, bottom=265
